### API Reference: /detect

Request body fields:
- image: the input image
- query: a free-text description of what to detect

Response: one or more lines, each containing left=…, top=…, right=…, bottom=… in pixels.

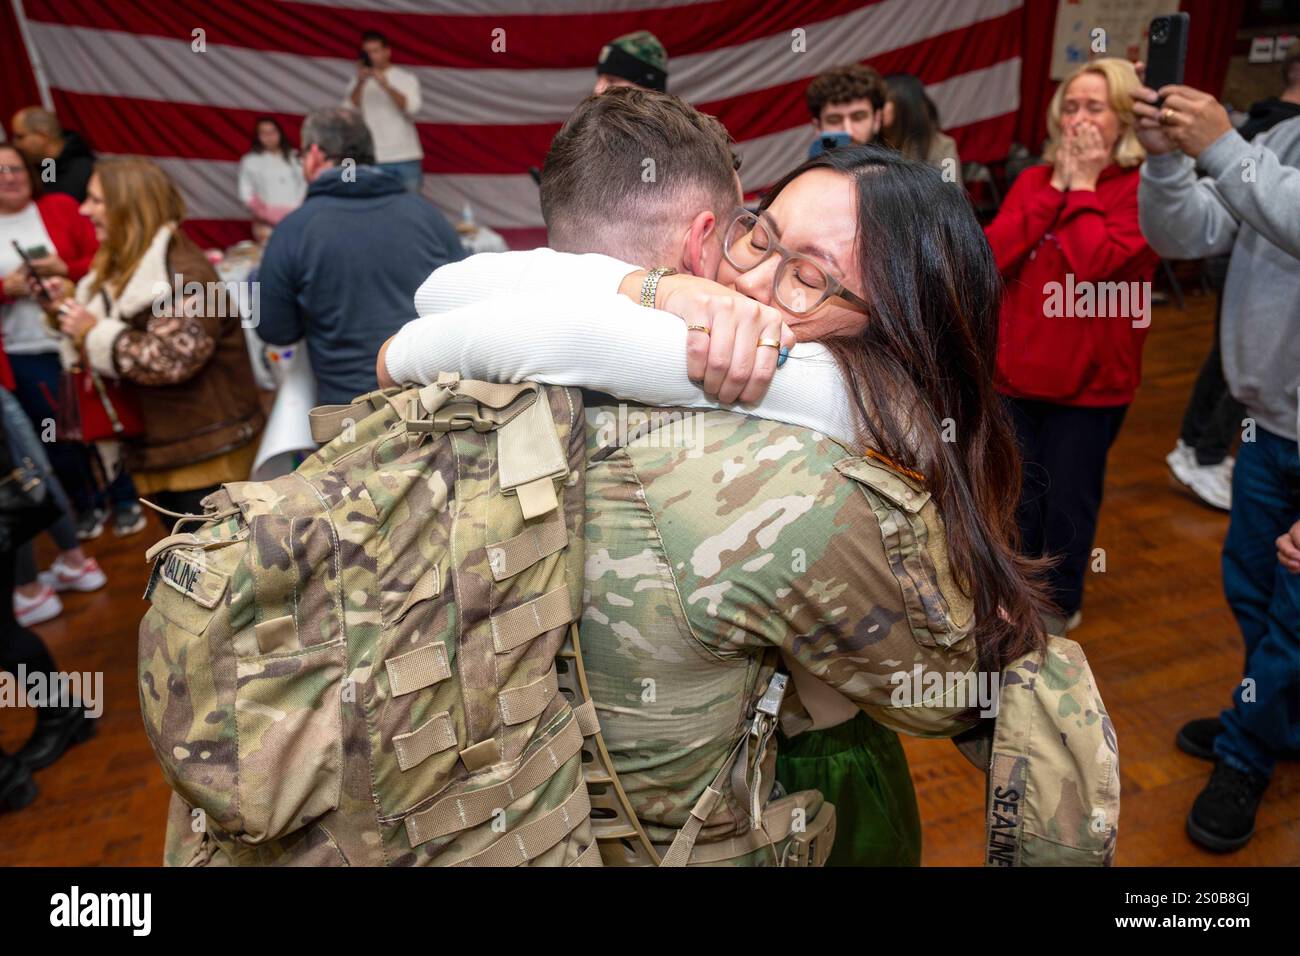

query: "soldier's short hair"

left=806, top=64, right=887, bottom=120
left=541, top=87, right=740, bottom=264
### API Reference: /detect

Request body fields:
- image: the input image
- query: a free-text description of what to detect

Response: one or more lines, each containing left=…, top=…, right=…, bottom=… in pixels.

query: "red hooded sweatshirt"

left=985, top=162, right=1159, bottom=407
left=0, top=192, right=98, bottom=391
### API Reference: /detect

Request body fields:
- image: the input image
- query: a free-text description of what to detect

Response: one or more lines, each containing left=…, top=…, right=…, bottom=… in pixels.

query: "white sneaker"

left=14, top=586, right=63, bottom=627
left=1167, top=440, right=1233, bottom=511
left=1165, top=439, right=1198, bottom=485
left=37, top=556, right=107, bottom=593
left=1186, top=461, right=1233, bottom=511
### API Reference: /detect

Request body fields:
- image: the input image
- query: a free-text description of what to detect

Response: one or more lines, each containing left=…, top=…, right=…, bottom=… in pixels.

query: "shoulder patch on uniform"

left=834, top=457, right=931, bottom=513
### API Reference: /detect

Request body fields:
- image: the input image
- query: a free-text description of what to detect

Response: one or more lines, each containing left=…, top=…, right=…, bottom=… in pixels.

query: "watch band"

left=640, top=267, right=677, bottom=310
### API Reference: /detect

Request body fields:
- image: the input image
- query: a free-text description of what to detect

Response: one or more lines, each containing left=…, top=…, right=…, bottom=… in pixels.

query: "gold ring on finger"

left=686, top=324, right=711, bottom=335
left=1161, top=107, right=1177, bottom=125
left=757, top=338, right=781, bottom=350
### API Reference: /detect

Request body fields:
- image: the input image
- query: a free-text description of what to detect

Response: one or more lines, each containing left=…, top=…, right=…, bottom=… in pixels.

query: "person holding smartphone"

left=1134, top=70, right=1300, bottom=853
left=344, top=30, right=423, bottom=192
left=0, top=144, right=111, bottom=626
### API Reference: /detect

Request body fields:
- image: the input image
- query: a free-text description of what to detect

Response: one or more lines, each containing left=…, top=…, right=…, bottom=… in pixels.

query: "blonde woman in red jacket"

left=985, top=58, right=1159, bottom=631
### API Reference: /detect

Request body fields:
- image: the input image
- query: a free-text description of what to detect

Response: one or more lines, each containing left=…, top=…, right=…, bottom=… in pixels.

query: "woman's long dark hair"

left=251, top=117, right=293, bottom=161
left=882, top=74, right=937, bottom=163
left=760, top=145, right=1050, bottom=667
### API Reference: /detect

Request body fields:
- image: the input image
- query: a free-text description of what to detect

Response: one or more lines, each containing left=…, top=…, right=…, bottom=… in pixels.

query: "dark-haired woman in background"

left=380, top=144, right=1055, bottom=865
left=882, top=73, right=962, bottom=184
left=238, top=117, right=305, bottom=242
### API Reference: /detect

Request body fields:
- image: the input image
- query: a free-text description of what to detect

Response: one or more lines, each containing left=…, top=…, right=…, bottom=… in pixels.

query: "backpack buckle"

left=432, top=405, right=494, bottom=433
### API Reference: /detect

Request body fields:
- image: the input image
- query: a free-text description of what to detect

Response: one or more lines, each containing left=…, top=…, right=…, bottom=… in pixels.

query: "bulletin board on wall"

left=1051, top=0, right=1180, bottom=79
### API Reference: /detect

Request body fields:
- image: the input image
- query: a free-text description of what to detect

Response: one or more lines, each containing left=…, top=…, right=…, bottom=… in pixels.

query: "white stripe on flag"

left=111, top=55, right=1020, bottom=228
left=288, top=0, right=704, bottom=11
left=130, top=155, right=545, bottom=227
left=29, top=0, right=1021, bottom=126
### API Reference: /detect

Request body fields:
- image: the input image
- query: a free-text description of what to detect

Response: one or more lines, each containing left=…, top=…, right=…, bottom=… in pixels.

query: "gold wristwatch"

left=640, top=267, right=676, bottom=310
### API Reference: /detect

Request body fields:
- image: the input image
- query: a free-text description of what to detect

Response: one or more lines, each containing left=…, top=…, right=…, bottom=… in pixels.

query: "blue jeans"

left=0, top=388, right=78, bottom=585
left=1215, top=426, right=1300, bottom=778
left=375, top=160, right=423, bottom=193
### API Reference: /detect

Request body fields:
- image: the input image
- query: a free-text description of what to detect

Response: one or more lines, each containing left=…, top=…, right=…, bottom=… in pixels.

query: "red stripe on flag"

left=52, top=5, right=1017, bottom=177
left=181, top=218, right=252, bottom=250
left=51, top=90, right=303, bottom=164
left=947, top=110, right=1018, bottom=165
left=181, top=217, right=543, bottom=255
left=24, top=0, right=882, bottom=69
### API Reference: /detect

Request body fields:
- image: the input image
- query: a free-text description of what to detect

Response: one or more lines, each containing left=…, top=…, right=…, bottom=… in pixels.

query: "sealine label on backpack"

left=983, top=635, right=1120, bottom=866
left=137, top=378, right=603, bottom=866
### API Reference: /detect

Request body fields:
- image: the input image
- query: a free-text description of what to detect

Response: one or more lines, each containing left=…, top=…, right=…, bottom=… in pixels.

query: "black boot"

left=0, top=747, right=38, bottom=813
left=1187, top=761, right=1269, bottom=853
left=16, top=703, right=98, bottom=771
left=1176, top=717, right=1223, bottom=761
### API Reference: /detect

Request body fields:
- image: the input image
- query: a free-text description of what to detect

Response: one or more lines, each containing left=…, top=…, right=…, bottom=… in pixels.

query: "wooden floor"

left=1, top=290, right=1296, bottom=866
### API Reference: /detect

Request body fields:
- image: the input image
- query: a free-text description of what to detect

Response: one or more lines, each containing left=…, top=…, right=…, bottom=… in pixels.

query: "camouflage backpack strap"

left=390, top=377, right=603, bottom=866
left=984, top=635, right=1120, bottom=866
left=309, top=386, right=418, bottom=444
left=658, top=668, right=788, bottom=867
left=555, top=622, right=662, bottom=866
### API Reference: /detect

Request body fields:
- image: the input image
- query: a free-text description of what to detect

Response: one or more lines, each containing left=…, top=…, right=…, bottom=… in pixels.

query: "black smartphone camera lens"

left=1150, top=18, right=1169, bottom=45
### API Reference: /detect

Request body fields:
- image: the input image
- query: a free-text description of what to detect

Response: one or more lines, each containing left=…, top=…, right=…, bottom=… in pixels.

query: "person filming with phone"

left=1133, top=50, right=1300, bottom=854
left=345, top=30, right=424, bottom=193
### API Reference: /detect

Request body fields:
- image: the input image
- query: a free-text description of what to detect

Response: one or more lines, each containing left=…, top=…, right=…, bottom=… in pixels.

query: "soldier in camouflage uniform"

left=382, top=88, right=1008, bottom=864
left=574, top=403, right=980, bottom=858
left=386, top=88, right=1120, bottom=866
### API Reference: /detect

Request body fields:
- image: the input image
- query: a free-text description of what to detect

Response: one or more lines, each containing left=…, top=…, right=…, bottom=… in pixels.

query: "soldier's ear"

left=680, top=209, right=717, bottom=280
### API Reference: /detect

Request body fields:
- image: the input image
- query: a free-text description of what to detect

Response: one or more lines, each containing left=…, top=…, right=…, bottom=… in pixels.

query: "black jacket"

left=50, top=131, right=95, bottom=203
left=1238, top=97, right=1300, bottom=143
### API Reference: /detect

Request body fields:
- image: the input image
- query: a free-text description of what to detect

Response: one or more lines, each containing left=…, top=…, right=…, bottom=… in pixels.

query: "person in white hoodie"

left=237, top=117, right=305, bottom=243
left=1134, top=79, right=1300, bottom=854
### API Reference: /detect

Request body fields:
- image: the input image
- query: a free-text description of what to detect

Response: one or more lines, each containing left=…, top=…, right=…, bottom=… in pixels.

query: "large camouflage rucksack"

left=138, top=377, right=815, bottom=867
left=955, top=634, right=1120, bottom=866
left=139, top=377, right=608, bottom=865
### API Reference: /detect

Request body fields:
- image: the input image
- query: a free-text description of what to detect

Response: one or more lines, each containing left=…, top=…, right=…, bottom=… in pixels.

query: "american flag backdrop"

left=15, top=0, right=1028, bottom=250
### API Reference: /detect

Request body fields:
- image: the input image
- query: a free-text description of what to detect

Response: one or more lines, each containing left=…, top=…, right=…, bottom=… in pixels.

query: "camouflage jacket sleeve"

left=645, top=421, right=982, bottom=739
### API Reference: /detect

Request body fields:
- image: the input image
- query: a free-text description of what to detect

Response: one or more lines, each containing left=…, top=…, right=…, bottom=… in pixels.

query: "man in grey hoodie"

left=1135, top=81, right=1300, bottom=853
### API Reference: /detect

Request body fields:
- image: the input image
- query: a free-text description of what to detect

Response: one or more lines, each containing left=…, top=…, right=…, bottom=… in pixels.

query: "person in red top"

left=0, top=144, right=110, bottom=628
left=985, top=58, right=1159, bottom=631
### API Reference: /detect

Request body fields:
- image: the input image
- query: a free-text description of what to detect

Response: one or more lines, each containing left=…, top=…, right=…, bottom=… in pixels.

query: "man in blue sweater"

left=256, top=107, right=465, bottom=406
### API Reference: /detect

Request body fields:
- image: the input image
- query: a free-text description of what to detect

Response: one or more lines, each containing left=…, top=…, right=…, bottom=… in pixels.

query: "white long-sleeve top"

left=343, top=66, right=423, bottom=164
left=237, top=151, right=306, bottom=212
left=385, top=248, right=861, bottom=446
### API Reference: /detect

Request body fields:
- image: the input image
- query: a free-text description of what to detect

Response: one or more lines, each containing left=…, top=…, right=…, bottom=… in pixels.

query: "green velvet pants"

left=775, top=711, right=922, bottom=866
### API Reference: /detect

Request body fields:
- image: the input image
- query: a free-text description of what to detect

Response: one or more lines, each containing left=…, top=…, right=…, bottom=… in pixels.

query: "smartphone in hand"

left=1145, top=13, right=1189, bottom=95
left=10, top=240, right=56, bottom=305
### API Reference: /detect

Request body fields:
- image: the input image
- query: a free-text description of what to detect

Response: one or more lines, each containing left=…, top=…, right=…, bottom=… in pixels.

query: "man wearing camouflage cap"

left=594, top=31, right=668, bottom=94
